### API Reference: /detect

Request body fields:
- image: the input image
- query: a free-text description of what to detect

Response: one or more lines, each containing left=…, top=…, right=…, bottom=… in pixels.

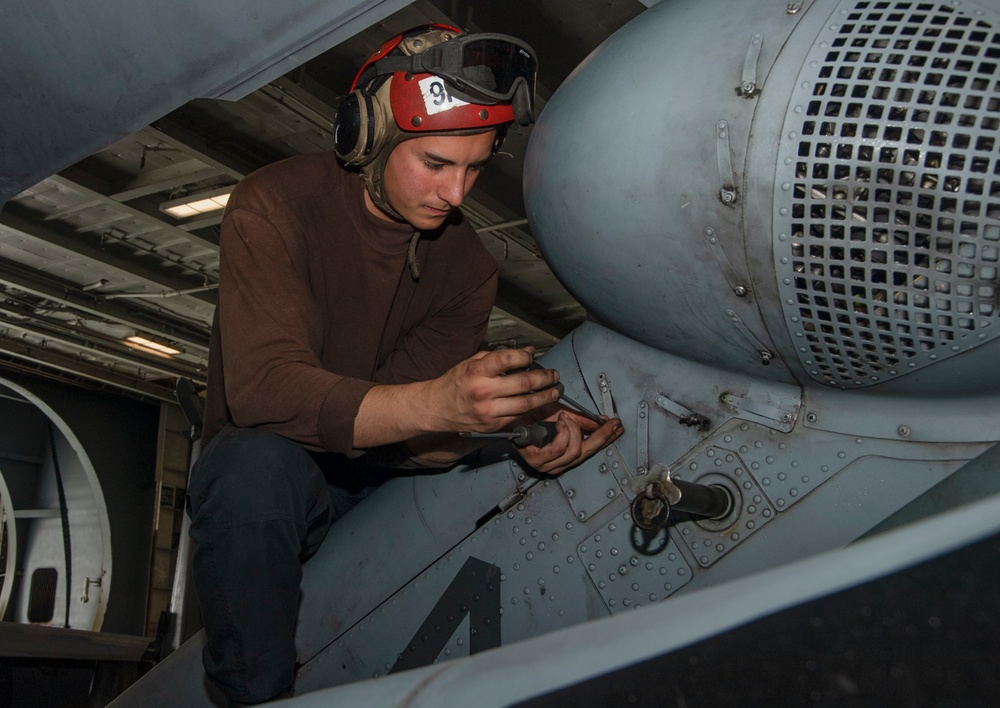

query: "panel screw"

left=806, top=412, right=818, bottom=423
left=720, top=189, right=737, bottom=204
left=740, top=81, right=757, bottom=96
left=734, top=285, right=748, bottom=297
left=898, top=425, right=911, bottom=438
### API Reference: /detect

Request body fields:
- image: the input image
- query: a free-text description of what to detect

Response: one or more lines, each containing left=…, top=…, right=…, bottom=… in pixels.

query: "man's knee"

left=188, top=425, right=322, bottom=529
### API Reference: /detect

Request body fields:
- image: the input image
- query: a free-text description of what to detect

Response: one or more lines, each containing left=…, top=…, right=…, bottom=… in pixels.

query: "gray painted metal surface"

left=285, top=321, right=994, bottom=693
left=284, top=461, right=1000, bottom=707
left=0, top=0, right=410, bottom=206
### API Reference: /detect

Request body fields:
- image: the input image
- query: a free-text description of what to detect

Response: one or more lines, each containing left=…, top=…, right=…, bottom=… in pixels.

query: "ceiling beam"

left=259, top=81, right=337, bottom=133
left=176, top=213, right=224, bottom=232
left=145, top=122, right=259, bottom=181
left=0, top=301, right=204, bottom=381
left=0, top=209, right=217, bottom=305
left=0, top=256, right=209, bottom=352
left=0, top=333, right=182, bottom=404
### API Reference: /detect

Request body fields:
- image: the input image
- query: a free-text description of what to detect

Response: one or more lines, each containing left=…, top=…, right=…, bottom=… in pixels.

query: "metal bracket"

left=725, top=309, right=774, bottom=366
left=636, top=400, right=649, bottom=477
left=716, top=120, right=738, bottom=206
left=739, top=33, right=763, bottom=97
left=653, top=394, right=711, bottom=432
left=720, top=390, right=799, bottom=432
left=598, top=373, right=618, bottom=419
left=704, top=227, right=749, bottom=297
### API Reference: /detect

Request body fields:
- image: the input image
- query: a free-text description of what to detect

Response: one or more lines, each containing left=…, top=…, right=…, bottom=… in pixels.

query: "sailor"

left=187, top=24, right=622, bottom=706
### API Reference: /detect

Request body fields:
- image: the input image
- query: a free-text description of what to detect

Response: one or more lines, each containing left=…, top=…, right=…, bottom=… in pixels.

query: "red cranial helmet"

left=333, top=24, right=537, bottom=221
left=334, top=24, right=536, bottom=164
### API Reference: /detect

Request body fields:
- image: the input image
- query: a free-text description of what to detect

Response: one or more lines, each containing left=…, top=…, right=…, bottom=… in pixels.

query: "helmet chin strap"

left=360, top=147, right=423, bottom=281
left=361, top=154, right=405, bottom=222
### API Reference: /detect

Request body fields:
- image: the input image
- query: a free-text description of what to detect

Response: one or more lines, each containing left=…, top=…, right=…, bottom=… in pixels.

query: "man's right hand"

left=354, top=347, right=561, bottom=449
left=421, top=347, right=563, bottom=433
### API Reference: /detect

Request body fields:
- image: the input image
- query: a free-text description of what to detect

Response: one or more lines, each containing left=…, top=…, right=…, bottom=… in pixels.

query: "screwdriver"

left=460, top=422, right=559, bottom=447
left=524, top=361, right=606, bottom=425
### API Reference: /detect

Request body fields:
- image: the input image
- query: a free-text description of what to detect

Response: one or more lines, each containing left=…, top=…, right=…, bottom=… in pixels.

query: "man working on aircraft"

left=187, top=25, right=622, bottom=706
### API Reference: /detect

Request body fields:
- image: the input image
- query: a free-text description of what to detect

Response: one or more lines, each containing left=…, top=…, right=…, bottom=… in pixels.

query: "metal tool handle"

left=510, top=422, right=558, bottom=447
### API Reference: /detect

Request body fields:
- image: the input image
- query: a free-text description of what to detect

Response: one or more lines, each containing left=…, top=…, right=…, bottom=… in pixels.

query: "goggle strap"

left=367, top=38, right=535, bottom=87
left=365, top=56, right=417, bottom=77
left=364, top=58, right=501, bottom=105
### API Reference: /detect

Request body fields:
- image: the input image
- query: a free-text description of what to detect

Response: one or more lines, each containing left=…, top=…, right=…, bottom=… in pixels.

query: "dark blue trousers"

left=186, top=425, right=376, bottom=704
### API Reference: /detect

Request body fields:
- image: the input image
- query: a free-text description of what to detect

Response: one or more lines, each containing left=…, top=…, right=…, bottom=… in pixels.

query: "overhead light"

left=160, top=187, right=233, bottom=220
left=125, top=335, right=183, bottom=357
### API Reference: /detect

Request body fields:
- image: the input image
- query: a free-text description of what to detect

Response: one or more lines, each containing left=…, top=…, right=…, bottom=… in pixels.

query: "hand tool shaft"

left=525, top=361, right=605, bottom=424
left=460, top=421, right=558, bottom=447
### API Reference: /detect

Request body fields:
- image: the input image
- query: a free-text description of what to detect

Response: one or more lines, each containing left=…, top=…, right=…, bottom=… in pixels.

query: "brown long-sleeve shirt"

left=201, top=152, right=498, bottom=455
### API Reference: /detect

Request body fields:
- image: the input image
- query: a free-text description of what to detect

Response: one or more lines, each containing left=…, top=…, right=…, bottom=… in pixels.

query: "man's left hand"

left=516, top=409, right=623, bottom=476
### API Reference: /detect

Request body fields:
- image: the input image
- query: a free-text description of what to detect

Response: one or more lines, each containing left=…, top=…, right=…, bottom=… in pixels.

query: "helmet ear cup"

left=334, top=80, right=397, bottom=167
left=334, top=89, right=374, bottom=165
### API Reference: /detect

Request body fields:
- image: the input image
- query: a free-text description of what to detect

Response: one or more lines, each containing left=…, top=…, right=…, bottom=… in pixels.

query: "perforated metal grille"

left=775, top=1, right=1000, bottom=388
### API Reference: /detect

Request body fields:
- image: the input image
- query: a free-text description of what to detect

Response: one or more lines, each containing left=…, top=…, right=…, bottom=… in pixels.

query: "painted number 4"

left=389, top=558, right=502, bottom=673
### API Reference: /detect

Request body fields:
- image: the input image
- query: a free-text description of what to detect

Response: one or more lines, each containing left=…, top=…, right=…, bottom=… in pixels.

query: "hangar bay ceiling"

left=0, top=0, right=648, bottom=404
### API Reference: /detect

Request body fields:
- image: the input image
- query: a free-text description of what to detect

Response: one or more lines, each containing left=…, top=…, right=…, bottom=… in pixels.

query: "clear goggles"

left=370, top=33, right=537, bottom=107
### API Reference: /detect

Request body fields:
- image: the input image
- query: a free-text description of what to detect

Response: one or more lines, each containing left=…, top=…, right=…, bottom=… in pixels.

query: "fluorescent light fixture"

left=125, top=335, right=182, bottom=357
left=160, top=186, right=233, bottom=220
